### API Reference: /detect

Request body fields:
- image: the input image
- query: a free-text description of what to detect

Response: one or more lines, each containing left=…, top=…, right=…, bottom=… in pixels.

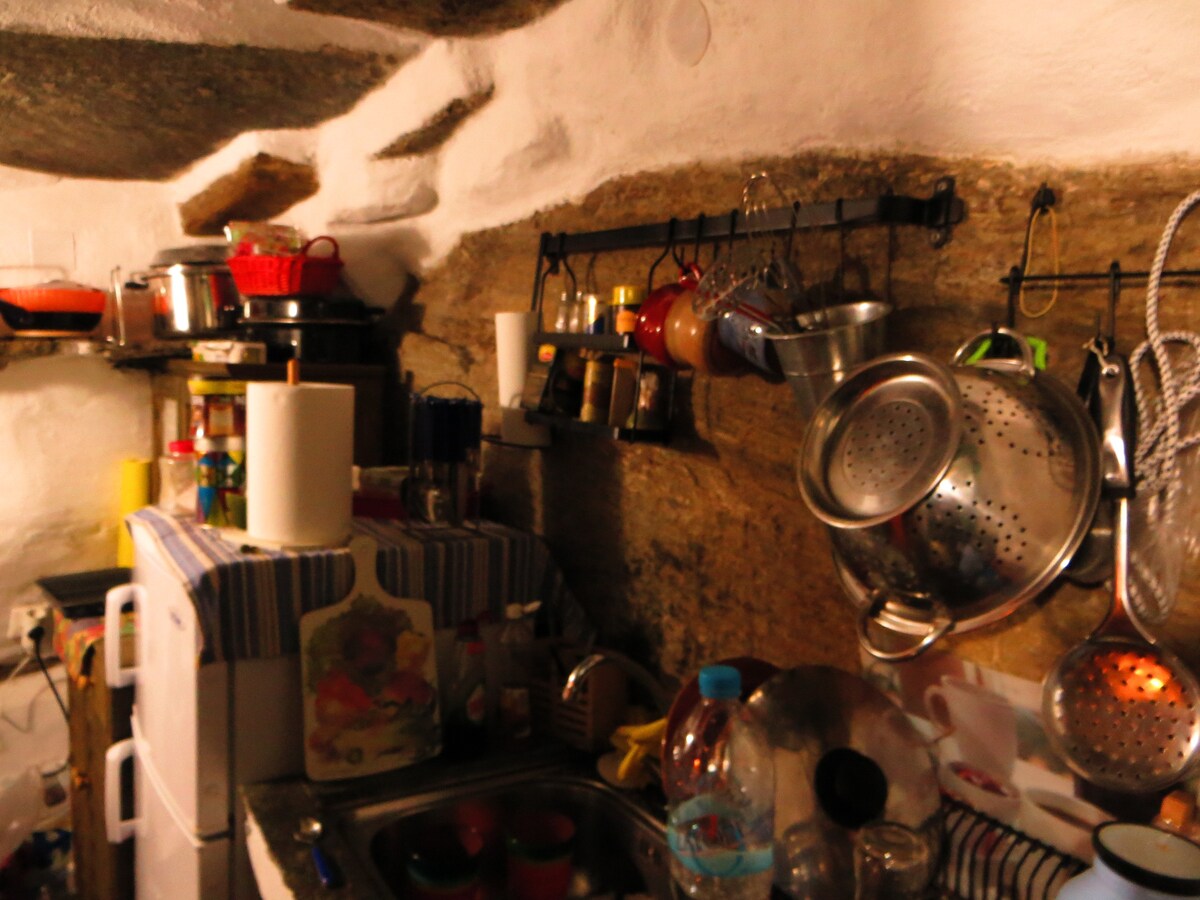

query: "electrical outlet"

left=6, top=602, right=49, bottom=653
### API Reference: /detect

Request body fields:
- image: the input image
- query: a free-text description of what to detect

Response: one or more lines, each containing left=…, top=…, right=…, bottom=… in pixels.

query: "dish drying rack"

left=935, top=795, right=1087, bottom=900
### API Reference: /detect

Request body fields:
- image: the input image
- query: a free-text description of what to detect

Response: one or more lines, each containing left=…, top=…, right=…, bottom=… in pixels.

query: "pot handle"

left=950, top=326, right=1037, bottom=376
left=857, top=593, right=953, bottom=662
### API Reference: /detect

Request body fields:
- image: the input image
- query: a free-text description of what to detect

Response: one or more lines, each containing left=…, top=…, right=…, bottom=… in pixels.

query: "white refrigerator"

left=103, top=522, right=306, bottom=899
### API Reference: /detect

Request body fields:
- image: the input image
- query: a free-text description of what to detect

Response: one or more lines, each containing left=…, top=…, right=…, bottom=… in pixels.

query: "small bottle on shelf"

left=444, top=618, right=488, bottom=760
left=157, top=439, right=197, bottom=517
left=498, top=602, right=540, bottom=743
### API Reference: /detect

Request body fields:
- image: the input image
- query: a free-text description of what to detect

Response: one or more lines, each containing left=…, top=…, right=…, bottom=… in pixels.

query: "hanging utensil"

left=801, top=328, right=1102, bottom=661
left=1042, top=341, right=1200, bottom=793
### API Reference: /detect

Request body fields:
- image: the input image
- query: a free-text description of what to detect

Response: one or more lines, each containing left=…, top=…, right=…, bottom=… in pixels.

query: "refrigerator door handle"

left=105, top=737, right=138, bottom=844
left=105, top=583, right=142, bottom=688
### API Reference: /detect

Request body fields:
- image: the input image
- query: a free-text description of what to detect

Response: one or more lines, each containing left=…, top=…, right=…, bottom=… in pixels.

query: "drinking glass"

left=853, top=821, right=933, bottom=900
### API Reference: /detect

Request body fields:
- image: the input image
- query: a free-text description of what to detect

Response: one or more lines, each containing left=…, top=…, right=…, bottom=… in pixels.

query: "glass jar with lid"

left=609, top=284, right=644, bottom=335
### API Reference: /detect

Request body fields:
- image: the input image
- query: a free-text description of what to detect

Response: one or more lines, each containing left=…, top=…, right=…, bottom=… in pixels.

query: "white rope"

left=1128, top=189, right=1200, bottom=621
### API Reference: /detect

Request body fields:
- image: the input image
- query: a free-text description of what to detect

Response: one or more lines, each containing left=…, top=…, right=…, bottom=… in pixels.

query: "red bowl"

left=0, top=282, right=107, bottom=313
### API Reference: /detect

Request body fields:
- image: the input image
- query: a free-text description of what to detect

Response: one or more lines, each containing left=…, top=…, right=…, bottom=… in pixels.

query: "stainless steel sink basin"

left=329, top=756, right=672, bottom=899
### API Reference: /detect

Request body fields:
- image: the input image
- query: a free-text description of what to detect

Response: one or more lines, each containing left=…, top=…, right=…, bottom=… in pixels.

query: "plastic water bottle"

left=665, top=665, right=775, bottom=900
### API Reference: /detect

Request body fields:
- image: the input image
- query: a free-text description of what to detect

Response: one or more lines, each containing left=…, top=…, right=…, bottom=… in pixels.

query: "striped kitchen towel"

left=126, top=508, right=590, bottom=664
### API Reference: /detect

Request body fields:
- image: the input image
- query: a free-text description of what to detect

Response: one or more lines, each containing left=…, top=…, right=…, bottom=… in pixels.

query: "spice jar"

left=157, top=439, right=197, bottom=517
left=629, top=364, right=669, bottom=431
left=610, top=285, right=644, bottom=335
left=608, top=357, right=638, bottom=427
left=581, top=293, right=606, bottom=335
left=188, top=378, right=246, bottom=440
left=580, top=354, right=614, bottom=424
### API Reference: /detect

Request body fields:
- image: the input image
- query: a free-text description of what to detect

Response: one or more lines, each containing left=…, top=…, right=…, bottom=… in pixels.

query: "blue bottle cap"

left=698, top=665, right=741, bottom=700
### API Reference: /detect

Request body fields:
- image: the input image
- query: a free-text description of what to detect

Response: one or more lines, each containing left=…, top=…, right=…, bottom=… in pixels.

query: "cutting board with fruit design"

left=300, top=535, right=441, bottom=781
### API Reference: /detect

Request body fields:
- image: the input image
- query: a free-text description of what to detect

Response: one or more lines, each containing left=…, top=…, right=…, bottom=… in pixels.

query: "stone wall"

left=401, top=151, right=1200, bottom=684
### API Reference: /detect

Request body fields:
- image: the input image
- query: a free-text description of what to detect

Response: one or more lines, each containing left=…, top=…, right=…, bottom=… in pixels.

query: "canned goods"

left=580, top=356, right=614, bottom=424
left=188, top=378, right=247, bottom=440
left=195, top=436, right=246, bottom=528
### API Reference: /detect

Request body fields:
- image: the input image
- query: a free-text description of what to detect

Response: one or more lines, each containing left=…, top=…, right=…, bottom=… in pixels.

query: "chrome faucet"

left=561, top=649, right=677, bottom=717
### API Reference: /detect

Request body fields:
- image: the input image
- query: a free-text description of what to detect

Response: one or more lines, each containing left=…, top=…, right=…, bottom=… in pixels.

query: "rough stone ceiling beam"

left=179, top=153, right=319, bottom=236
left=0, top=31, right=404, bottom=180
left=375, top=86, right=494, bottom=159
left=286, top=0, right=568, bottom=37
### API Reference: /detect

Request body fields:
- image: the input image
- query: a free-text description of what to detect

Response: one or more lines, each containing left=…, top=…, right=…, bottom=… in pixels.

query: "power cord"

left=26, top=625, right=69, bottom=726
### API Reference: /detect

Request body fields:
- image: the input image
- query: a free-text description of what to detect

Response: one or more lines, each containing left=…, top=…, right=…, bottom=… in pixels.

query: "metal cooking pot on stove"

left=238, top=295, right=382, bottom=364
left=798, top=328, right=1102, bottom=661
left=124, top=245, right=241, bottom=338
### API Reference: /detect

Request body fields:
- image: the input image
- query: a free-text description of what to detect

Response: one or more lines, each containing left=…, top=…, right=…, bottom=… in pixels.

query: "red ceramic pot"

left=634, top=264, right=702, bottom=367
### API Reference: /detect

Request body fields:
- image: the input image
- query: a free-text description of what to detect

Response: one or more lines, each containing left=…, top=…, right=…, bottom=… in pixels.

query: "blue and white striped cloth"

left=127, top=508, right=590, bottom=665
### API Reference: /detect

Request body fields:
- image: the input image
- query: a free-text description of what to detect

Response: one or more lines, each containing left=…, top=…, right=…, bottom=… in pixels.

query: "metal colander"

left=800, top=329, right=1102, bottom=660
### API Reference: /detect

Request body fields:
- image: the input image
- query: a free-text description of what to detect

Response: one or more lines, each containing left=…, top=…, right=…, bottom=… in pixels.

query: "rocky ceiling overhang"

left=288, top=0, right=567, bottom=37
left=0, top=30, right=403, bottom=181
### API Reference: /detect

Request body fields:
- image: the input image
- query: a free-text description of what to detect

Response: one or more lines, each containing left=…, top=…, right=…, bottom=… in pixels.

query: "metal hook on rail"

left=1106, top=260, right=1121, bottom=345
left=646, top=217, right=678, bottom=295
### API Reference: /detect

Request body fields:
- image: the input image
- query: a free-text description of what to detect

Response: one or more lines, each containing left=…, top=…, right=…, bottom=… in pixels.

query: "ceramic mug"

left=924, top=676, right=1018, bottom=779
left=406, top=823, right=485, bottom=900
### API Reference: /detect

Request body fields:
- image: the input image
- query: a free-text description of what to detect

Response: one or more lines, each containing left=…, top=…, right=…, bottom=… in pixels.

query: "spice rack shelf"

left=524, top=410, right=668, bottom=443
left=521, top=177, right=965, bottom=442
left=537, top=333, right=637, bottom=352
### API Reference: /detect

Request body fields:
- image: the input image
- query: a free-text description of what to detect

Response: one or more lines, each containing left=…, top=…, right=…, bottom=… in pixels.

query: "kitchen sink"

left=329, top=754, right=672, bottom=899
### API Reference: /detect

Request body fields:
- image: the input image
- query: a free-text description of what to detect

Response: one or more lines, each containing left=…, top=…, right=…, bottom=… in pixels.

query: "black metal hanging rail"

left=535, top=176, right=964, bottom=260
left=1000, top=259, right=1200, bottom=335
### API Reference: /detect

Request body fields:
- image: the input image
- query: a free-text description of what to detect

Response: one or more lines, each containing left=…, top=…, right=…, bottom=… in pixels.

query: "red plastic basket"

left=227, top=235, right=343, bottom=297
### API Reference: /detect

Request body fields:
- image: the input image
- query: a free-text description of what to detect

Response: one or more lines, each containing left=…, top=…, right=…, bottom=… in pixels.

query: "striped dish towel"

left=126, top=508, right=590, bottom=664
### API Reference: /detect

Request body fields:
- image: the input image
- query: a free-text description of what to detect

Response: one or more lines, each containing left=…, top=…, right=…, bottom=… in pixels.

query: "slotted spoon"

left=1042, top=344, right=1200, bottom=793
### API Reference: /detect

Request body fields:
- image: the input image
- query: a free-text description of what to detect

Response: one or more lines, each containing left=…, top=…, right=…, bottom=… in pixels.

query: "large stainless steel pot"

left=799, top=329, right=1102, bottom=661
left=132, top=245, right=241, bottom=338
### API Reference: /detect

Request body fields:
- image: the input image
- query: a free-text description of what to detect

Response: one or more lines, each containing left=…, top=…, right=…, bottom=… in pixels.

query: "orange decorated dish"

left=0, top=280, right=107, bottom=335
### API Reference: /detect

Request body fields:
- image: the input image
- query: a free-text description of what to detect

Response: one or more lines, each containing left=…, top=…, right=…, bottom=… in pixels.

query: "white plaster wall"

left=0, top=356, right=152, bottom=634
left=3, top=0, right=1200, bottom=648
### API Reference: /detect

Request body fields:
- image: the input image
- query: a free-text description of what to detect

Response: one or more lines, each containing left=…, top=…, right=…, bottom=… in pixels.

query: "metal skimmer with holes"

left=1043, top=496, right=1200, bottom=792
left=1042, top=347, right=1200, bottom=792
left=801, top=332, right=1102, bottom=659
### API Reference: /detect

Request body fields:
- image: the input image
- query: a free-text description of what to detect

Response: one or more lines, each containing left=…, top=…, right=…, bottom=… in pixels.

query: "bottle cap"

left=187, top=378, right=247, bottom=396
left=611, top=285, right=644, bottom=306
left=698, top=665, right=741, bottom=700
left=167, top=439, right=195, bottom=455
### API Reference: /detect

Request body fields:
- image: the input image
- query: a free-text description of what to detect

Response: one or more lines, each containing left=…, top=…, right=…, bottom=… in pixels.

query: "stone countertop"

left=241, top=743, right=590, bottom=899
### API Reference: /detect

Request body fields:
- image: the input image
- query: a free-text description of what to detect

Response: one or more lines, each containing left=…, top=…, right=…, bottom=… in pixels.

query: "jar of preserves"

left=188, top=378, right=247, bottom=440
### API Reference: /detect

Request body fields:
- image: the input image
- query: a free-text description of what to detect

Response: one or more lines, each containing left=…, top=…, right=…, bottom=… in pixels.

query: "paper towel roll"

left=495, top=311, right=534, bottom=408
left=246, top=381, right=355, bottom=547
